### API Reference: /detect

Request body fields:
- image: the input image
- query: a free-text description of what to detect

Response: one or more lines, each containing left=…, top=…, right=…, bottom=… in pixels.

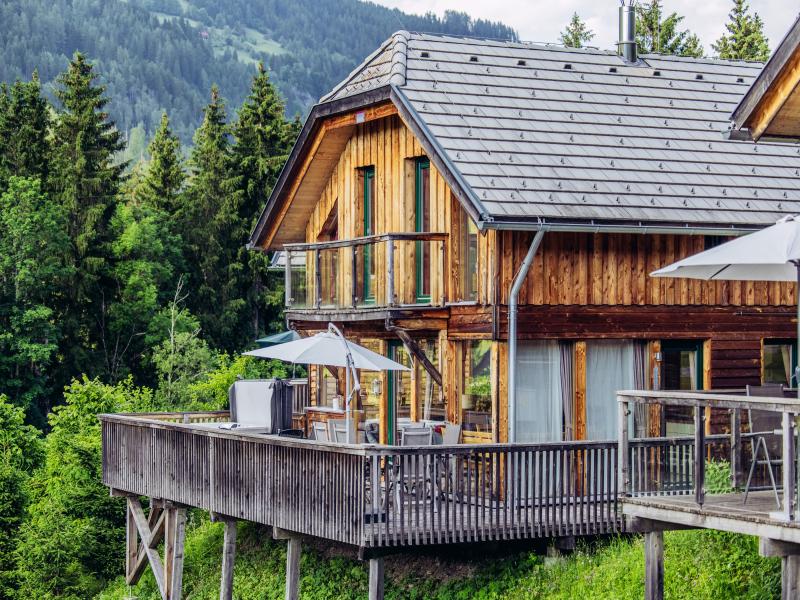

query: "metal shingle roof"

left=322, top=32, right=800, bottom=229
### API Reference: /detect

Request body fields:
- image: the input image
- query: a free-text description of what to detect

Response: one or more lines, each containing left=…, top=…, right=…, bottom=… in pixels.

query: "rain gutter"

left=508, top=230, right=545, bottom=443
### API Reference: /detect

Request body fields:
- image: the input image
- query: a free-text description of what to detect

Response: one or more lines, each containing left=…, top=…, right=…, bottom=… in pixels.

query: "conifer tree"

left=181, top=85, right=243, bottom=350
left=50, top=52, right=126, bottom=377
left=635, top=1, right=703, bottom=57
left=560, top=13, right=595, bottom=49
left=712, top=0, right=770, bottom=61
left=140, top=112, right=184, bottom=215
left=0, top=72, right=51, bottom=190
left=228, top=64, right=298, bottom=338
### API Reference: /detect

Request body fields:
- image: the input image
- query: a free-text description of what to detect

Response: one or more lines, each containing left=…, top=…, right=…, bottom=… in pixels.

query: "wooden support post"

left=126, top=501, right=138, bottom=582
left=618, top=396, right=630, bottom=496
left=393, top=328, right=442, bottom=387
left=369, top=557, right=385, bottom=600
left=219, top=519, right=237, bottom=600
left=127, top=497, right=167, bottom=598
left=694, top=404, right=705, bottom=507
left=731, top=408, right=743, bottom=489
left=644, top=531, right=664, bottom=600
left=784, top=556, right=800, bottom=600
left=285, top=537, right=302, bottom=600
left=168, top=508, right=187, bottom=600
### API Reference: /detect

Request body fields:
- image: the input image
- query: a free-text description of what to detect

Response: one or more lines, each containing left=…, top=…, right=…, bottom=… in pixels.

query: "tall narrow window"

left=361, top=167, right=376, bottom=302
left=461, top=340, right=492, bottom=439
left=462, top=211, right=478, bottom=301
left=415, top=158, right=431, bottom=302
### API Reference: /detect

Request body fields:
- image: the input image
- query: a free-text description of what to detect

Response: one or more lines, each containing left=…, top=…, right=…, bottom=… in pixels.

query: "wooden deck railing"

left=102, top=413, right=628, bottom=548
left=618, top=390, right=800, bottom=520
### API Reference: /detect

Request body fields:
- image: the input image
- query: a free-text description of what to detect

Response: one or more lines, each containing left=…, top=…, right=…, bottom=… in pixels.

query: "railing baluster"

left=694, top=404, right=705, bottom=506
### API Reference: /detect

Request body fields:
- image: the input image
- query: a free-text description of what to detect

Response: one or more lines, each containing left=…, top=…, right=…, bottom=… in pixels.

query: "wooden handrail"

left=283, top=231, right=448, bottom=251
left=617, top=389, right=800, bottom=413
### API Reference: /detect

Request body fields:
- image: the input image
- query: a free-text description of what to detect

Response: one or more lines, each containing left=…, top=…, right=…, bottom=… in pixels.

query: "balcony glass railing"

left=283, top=232, right=448, bottom=311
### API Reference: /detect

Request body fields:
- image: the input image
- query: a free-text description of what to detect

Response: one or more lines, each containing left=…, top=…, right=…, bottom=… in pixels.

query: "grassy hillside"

left=0, top=0, right=516, bottom=144
left=99, top=515, right=780, bottom=599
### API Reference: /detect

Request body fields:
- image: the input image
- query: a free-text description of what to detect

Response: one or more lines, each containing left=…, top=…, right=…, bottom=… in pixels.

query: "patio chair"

left=311, top=421, right=329, bottom=442
left=393, top=427, right=434, bottom=509
left=442, top=423, right=462, bottom=445
left=743, top=384, right=784, bottom=507
left=327, top=418, right=347, bottom=442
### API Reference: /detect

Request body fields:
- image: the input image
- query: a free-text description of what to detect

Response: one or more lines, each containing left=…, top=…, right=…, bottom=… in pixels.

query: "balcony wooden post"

left=694, top=403, right=705, bottom=507
left=618, top=396, right=630, bottom=496
left=730, top=408, right=743, bottom=489
left=387, top=238, right=395, bottom=306
left=440, top=238, right=448, bottom=305
left=351, top=246, right=358, bottom=308
left=369, top=557, right=385, bottom=600
left=284, top=249, right=292, bottom=307
left=314, top=249, right=322, bottom=309
left=782, top=411, right=796, bottom=521
left=219, top=518, right=237, bottom=600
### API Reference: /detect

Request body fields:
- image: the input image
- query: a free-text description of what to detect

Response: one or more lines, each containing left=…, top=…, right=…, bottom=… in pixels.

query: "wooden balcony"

left=616, top=390, right=800, bottom=599
left=283, top=232, right=448, bottom=321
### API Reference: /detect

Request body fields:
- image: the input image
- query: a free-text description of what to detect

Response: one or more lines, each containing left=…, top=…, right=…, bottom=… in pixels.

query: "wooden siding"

left=302, top=114, right=493, bottom=308
left=499, top=231, right=796, bottom=307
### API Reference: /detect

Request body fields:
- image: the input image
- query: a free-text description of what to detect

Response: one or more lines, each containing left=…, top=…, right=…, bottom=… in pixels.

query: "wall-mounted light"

left=371, top=379, right=382, bottom=396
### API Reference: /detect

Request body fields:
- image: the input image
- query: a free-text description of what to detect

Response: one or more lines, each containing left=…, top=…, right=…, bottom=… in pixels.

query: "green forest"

left=0, top=0, right=516, bottom=145
left=0, top=0, right=784, bottom=598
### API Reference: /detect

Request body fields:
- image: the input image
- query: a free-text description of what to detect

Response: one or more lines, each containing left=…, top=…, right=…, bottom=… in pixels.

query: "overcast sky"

left=373, top=1, right=797, bottom=57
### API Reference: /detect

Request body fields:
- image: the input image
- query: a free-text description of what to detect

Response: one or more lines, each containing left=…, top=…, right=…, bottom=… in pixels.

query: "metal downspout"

left=508, top=230, right=545, bottom=443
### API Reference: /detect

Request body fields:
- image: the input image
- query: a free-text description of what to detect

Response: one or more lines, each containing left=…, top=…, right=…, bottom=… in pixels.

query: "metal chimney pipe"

left=618, top=1, right=637, bottom=64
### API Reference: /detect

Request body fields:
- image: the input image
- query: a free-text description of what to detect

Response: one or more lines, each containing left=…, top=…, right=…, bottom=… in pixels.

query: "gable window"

left=359, top=167, right=376, bottom=302
left=415, top=158, right=431, bottom=302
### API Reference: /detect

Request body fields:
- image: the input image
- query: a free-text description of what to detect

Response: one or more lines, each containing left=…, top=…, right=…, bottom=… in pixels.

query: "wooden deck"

left=623, top=491, right=800, bottom=543
left=101, top=412, right=625, bottom=552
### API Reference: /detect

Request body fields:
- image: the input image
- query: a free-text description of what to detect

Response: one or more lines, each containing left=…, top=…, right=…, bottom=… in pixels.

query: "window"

left=415, top=158, right=431, bottom=301
left=515, top=341, right=562, bottom=443
left=358, top=338, right=383, bottom=422
left=415, top=339, right=444, bottom=421
left=359, top=167, right=376, bottom=302
left=763, top=340, right=796, bottom=386
left=585, top=341, right=635, bottom=440
left=461, top=340, right=492, bottom=435
left=660, top=340, right=703, bottom=436
left=317, top=201, right=338, bottom=307
left=462, top=212, right=479, bottom=301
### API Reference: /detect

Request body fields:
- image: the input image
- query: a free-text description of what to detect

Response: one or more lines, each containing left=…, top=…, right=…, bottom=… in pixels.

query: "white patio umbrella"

left=244, top=323, right=409, bottom=441
left=651, top=215, right=800, bottom=387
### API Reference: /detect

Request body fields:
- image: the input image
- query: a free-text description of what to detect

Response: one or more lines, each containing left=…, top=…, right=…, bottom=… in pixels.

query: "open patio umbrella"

left=651, top=215, right=800, bottom=361
left=244, top=323, right=409, bottom=441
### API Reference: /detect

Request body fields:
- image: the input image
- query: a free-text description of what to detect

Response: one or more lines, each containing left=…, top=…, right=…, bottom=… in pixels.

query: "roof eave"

left=730, top=14, right=800, bottom=133
left=248, top=86, right=393, bottom=249
left=485, top=218, right=762, bottom=236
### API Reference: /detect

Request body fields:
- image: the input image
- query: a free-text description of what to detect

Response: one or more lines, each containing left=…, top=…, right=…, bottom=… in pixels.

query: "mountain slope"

left=0, top=0, right=516, bottom=143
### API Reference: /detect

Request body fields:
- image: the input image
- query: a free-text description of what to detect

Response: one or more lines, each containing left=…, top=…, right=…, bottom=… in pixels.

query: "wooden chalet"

left=250, top=30, right=800, bottom=447
left=104, top=10, right=800, bottom=600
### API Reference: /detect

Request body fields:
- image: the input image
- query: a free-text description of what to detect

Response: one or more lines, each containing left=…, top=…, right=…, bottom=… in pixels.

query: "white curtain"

left=586, top=341, right=635, bottom=440
left=515, top=341, right=562, bottom=443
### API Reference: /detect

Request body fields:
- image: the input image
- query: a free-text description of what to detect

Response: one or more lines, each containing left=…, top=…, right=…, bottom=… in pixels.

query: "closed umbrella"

left=244, top=323, right=409, bottom=442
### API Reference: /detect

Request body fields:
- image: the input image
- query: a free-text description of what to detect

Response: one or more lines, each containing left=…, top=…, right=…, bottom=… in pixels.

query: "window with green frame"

left=415, top=158, right=431, bottom=302
left=361, top=166, right=376, bottom=302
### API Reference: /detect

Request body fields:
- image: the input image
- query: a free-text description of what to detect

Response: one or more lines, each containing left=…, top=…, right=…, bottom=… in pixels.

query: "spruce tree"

left=560, top=13, right=595, bottom=49
left=635, top=1, right=703, bottom=57
left=50, top=52, right=126, bottom=377
left=712, top=0, right=770, bottom=61
left=140, top=112, right=184, bottom=215
left=0, top=72, right=51, bottom=190
left=227, top=64, right=298, bottom=339
left=181, top=85, right=243, bottom=350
